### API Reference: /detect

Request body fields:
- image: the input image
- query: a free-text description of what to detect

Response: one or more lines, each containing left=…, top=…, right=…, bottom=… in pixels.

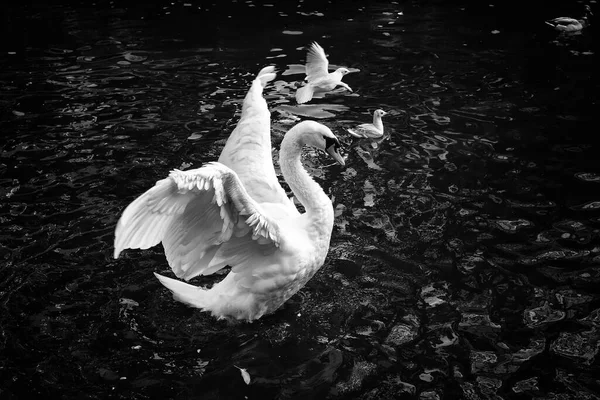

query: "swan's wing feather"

left=114, top=162, right=285, bottom=280
left=114, top=178, right=192, bottom=258
left=218, top=66, right=293, bottom=209
left=305, top=42, right=329, bottom=82
left=205, top=232, right=278, bottom=275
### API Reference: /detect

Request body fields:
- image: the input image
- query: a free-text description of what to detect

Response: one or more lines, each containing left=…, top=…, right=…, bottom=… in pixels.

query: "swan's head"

left=335, top=67, right=351, bottom=76
left=374, top=109, right=388, bottom=118
left=296, top=120, right=345, bottom=166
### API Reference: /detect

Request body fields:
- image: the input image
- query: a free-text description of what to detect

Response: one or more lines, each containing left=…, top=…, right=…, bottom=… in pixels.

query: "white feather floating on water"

left=234, top=365, right=251, bottom=385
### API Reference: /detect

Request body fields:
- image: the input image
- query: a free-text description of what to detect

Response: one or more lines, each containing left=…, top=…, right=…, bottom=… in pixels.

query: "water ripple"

left=1, top=1, right=599, bottom=399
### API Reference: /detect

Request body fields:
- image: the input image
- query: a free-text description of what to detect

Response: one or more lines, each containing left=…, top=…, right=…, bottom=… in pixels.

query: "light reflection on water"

left=1, top=0, right=600, bottom=399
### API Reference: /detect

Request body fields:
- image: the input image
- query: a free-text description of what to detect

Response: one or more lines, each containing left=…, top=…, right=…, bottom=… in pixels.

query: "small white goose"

left=545, top=5, right=593, bottom=32
left=114, top=66, right=345, bottom=321
left=348, top=109, right=388, bottom=139
left=296, top=42, right=353, bottom=104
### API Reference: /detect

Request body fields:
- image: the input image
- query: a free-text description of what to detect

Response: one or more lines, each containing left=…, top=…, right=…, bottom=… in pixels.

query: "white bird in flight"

left=295, top=42, right=353, bottom=104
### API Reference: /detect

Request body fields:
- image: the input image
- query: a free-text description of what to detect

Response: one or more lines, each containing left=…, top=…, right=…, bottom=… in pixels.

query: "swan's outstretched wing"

left=218, top=66, right=295, bottom=210
left=305, top=42, right=329, bottom=82
left=114, top=162, right=285, bottom=280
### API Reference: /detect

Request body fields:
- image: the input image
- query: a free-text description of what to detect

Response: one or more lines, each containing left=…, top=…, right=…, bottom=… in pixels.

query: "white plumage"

left=545, top=5, right=593, bottom=32
left=296, top=42, right=353, bottom=104
left=348, top=109, right=388, bottom=139
left=114, top=66, right=345, bottom=321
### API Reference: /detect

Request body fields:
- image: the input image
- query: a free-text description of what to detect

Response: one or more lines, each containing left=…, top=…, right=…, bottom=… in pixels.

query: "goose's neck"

left=372, top=114, right=384, bottom=133
left=279, top=131, right=332, bottom=218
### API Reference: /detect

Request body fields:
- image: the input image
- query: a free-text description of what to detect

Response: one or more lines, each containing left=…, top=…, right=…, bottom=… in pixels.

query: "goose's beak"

left=326, top=145, right=345, bottom=166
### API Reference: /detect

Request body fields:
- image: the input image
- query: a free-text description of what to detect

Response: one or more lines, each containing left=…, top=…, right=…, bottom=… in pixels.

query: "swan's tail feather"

left=296, top=85, right=314, bottom=104
left=154, top=272, right=211, bottom=309
left=256, top=66, right=276, bottom=88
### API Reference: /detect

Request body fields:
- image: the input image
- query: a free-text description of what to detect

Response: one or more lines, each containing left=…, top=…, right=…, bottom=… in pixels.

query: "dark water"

left=1, top=0, right=599, bottom=398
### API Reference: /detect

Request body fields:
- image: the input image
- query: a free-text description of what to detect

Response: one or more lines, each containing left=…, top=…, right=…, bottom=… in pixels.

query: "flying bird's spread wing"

left=305, top=42, right=329, bottom=82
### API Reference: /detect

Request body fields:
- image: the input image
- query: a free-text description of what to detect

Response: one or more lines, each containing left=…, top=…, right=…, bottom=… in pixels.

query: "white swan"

left=296, top=42, right=352, bottom=104
left=348, top=109, right=388, bottom=139
left=545, top=5, right=593, bottom=32
left=114, top=66, right=345, bottom=321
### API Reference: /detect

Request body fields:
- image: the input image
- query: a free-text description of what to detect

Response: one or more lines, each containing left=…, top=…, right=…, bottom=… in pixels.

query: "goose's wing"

left=114, top=162, right=290, bottom=281
left=218, top=66, right=295, bottom=210
left=305, top=42, right=329, bottom=82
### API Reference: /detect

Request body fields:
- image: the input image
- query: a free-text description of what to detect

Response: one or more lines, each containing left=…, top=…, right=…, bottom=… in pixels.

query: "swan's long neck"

left=372, top=114, right=384, bottom=133
left=279, top=128, right=332, bottom=220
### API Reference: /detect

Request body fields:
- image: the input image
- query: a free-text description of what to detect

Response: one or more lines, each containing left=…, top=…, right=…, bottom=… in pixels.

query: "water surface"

left=1, top=0, right=599, bottom=399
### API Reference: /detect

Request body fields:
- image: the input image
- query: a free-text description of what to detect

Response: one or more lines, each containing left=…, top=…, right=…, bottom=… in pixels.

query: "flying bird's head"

left=336, top=68, right=351, bottom=75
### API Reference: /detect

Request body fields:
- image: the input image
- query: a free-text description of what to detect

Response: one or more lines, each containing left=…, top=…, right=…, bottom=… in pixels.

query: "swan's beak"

left=326, top=145, right=345, bottom=166
left=325, top=136, right=345, bottom=166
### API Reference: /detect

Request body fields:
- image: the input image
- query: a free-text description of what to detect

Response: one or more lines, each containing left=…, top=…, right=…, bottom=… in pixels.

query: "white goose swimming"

left=545, top=5, right=593, bottom=32
left=114, top=66, right=345, bottom=321
left=296, top=42, right=353, bottom=104
left=348, top=109, right=388, bottom=139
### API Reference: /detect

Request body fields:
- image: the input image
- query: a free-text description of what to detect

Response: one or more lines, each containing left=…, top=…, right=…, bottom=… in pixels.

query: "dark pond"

left=1, top=0, right=599, bottom=398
